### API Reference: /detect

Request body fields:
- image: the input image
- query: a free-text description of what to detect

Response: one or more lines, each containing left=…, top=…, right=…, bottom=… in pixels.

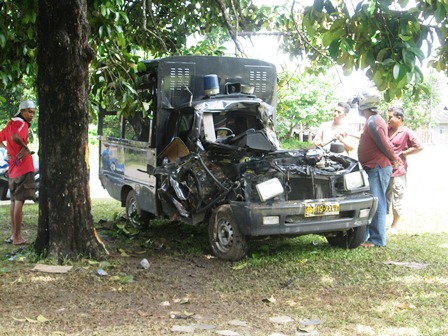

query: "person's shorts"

left=9, top=172, right=36, bottom=202
left=386, top=174, right=406, bottom=217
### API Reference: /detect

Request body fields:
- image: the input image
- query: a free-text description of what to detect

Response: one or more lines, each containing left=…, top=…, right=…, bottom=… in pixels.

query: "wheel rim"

left=216, top=217, right=234, bottom=252
left=127, top=196, right=140, bottom=226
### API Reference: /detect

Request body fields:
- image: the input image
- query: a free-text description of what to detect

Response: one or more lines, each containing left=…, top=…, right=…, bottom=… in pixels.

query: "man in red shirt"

left=0, top=100, right=36, bottom=245
left=356, top=90, right=401, bottom=247
left=387, top=107, right=423, bottom=233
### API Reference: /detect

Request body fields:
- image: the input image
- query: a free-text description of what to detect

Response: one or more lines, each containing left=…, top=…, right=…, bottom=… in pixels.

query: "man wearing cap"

left=356, top=90, right=401, bottom=247
left=0, top=100, right=36, bottom=245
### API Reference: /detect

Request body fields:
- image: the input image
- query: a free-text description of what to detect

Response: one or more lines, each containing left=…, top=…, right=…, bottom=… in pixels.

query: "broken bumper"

left=230, top=193, right=378, bottom=237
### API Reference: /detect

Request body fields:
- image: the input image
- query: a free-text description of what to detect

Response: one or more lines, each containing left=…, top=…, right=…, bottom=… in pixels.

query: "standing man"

left=313, top=102, right=358, bottom=157
left=356, top=90, right=401, bottom=247
left=387, top=107, right=423, bottom=233
left=0, top=100, right=36, bottom=245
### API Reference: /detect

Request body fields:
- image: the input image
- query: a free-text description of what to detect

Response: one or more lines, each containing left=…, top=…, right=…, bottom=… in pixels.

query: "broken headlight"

left=256, top=177, right=284, bottom=202
left=343, top=171, right=369, bottom=191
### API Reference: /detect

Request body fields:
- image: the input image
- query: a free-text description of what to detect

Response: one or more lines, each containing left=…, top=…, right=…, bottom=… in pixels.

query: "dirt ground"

left=0, top=144, right=447, bottom=336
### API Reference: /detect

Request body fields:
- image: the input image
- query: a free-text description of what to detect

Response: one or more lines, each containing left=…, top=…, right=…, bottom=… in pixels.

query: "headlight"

left=343, top=171, right=369, bottom=190
left=256, top=178, right=284, bottom=202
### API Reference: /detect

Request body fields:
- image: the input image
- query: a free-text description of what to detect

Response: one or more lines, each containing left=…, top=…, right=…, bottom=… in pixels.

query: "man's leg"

left=12, top=200, right=25, bottom=244
left=8, top=199, right=15, bottom=241
left=390, top=175, right=406, bottom=230
left=365, top=166, right=392, bottom=246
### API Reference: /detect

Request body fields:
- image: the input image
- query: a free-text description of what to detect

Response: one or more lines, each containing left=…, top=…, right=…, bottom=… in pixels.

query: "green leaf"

left=382, top=58, right=395, bottom=66
left=398, top=34, right=412, bottom=41
left=0, top=33, right=5, bottom=48
left=409, top=47, right=425, bottom=63
left=402, top=49, right=415, bottom=69
left=376, top=48, right=390, bottom=62
left=328, top=39, right=340, bottom=58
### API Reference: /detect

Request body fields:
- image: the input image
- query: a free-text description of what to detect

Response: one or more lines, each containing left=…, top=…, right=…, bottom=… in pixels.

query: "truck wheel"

left=209, top=205, right=249, bottom=261
left=326, top=225, right=366, bottom=249
left=125, top=190, right=150, bottom=229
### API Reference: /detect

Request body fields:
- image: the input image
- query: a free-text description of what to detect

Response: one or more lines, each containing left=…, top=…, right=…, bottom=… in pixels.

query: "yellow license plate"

left=304, top=202, right=340, bottom=217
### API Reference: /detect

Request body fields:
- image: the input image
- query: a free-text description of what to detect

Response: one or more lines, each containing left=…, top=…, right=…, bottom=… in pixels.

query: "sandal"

left=360, top=242, right=376, bottom=248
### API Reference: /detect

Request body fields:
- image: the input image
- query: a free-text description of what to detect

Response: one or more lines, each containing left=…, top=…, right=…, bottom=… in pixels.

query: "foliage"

left=383, top=71, right=446, bottom=130
left=279, top=137, right=313, bottom=150
left=0, top=77, right=37, bottom=137
left=256, top=0, right=448, bottom=101
left=2, top=0, right=448, bottom=114
left=276, top=70, right=339, bottom=140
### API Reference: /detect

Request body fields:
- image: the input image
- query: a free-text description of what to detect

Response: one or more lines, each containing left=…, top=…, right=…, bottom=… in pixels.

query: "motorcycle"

left=0, top=148, right=40, bottom=201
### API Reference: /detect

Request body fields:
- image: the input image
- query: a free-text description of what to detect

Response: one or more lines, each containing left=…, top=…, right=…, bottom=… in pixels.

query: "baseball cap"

left=15, top=100, right=36, bottom=117
left=355, top=89, right=380, bottom=112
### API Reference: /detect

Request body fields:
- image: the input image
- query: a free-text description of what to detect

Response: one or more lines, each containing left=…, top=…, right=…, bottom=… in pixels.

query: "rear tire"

left=326, top=225, right=366, bottom=249
left=125, top=190, right=150, bottom=229
left=209, top=205, right=249, bottom=261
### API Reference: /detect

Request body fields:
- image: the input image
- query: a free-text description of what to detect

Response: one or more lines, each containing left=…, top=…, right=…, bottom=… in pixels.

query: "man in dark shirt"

left=356, top=90, right=401, bottom=247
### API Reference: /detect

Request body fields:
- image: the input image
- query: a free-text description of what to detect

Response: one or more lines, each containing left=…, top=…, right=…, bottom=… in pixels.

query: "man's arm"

left=403, top=129, right=424, bottom=157
left=12, top=133, right=31, bottom=160
left=368, top=116, right=402, bottom=166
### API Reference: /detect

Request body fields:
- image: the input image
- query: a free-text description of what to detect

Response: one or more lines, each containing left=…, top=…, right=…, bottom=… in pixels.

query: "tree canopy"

left=2, top=0, right=448, bottom=110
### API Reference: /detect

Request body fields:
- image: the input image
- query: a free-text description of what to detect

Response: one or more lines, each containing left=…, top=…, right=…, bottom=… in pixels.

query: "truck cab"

left=98, top=55, right=378, bottom=261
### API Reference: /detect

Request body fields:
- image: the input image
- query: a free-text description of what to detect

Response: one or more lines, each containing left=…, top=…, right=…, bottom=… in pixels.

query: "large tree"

left=35, top=0, right=99, bottom=260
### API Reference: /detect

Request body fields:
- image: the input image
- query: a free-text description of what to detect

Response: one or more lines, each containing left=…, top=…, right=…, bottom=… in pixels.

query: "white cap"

left=15, top=100, right=36, bottom=117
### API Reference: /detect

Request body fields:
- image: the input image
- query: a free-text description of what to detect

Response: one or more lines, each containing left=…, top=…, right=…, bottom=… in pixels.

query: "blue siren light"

left=204, top=74, right=219, bottom=96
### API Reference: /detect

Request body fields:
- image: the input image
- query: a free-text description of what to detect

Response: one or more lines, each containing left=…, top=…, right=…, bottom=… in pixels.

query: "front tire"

left=208, top=205, right=249, bottom=261
left=326, top=225, right=366, bottom=249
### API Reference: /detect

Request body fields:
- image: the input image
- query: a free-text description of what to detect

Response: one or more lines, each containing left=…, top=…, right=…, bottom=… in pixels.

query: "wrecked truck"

left=98, top=55, right=378, bottom=261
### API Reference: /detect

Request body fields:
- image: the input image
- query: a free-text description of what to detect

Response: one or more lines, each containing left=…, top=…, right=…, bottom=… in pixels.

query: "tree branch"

left=214, top=0, right=245, bottom=55
left=142, top=0, right=168, bottom=54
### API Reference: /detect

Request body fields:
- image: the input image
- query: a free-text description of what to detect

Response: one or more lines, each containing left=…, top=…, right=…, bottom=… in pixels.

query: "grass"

left=1, top=198, right=447, bottom=335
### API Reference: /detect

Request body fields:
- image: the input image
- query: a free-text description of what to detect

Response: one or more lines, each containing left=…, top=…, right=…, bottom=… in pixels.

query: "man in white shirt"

left=313, top=102, right=358, bottom=157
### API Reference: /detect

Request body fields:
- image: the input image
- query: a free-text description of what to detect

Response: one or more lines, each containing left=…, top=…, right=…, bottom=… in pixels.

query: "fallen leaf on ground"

left=262, top=295, right=277, bottom=303
left=384, top=261, right=429, bottom=269
left=269, top=315, right=294, bottom=324
left=231, top=263, right=248, bottom=270
left=32, top=265, right=73, bottom=274
left=216, top=330, right=240, bottom=336
left=137, top=310, right=151, bottom=317
left=37, top=315, right=50, bottom=323
left=171, top=325, right=196, bottom=332
left=194, top=324, right=215, bottom=330
left=173, top=297, right=190, bottom=304
left=228, top=320, right=249, bottom=327
left=118, top=248, right=129, bottom=257
left=396, top=302, right=417, bottom=309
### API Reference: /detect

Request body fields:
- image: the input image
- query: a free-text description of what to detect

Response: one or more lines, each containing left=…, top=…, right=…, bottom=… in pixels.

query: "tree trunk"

left=35, top=0, right=101, bottom=261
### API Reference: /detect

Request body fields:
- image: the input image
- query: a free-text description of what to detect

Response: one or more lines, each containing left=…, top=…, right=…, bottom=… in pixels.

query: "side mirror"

left=330, top=142, right=345, bottom=154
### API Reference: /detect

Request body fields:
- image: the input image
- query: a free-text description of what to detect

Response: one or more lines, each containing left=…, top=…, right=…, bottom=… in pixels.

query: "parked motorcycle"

left=0, top=148, right=40, bottom=201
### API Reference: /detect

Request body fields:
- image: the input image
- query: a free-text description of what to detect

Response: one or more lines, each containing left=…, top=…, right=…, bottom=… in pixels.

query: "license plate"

left=304, top=202, right=340, bottom=217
